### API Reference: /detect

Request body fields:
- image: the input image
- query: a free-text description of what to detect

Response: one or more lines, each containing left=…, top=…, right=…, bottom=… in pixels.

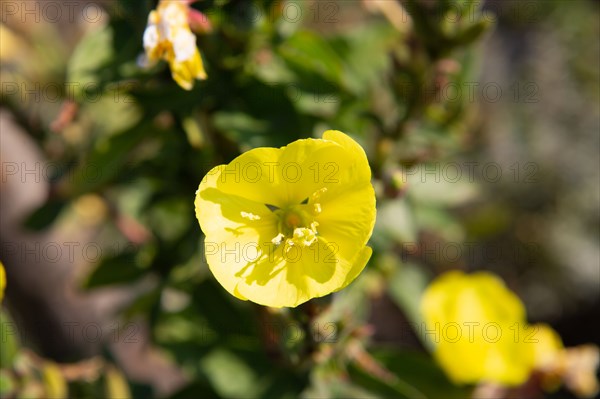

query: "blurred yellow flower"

left=532, top=323, right=599, bottom=398
left=532, top=323, right=563, bottom=370
left=420, top=271, right=535, bottom=386
left=421, top=271, right=600, bottom=396
left=143, top=0, right=207, bottom=90
left=0, top=261, right=5, bottom=303
left=195, top=130, right=376, bottom=308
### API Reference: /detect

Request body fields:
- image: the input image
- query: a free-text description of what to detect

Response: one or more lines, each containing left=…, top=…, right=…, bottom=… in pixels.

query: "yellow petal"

left=195, top=165, right=279, bottom=300
left=421, top=271, right=535, bottom=386
left=235, top=237, right=353, bottom=307
left=531, top=323, right=563, bottom=369
left=316, top=182, right=376, bottom=263
left=0, top=261, right=5, bottom=303
left=335, top=246, right=373, bottom=291
left=190, top=49, right=207, bottom=80
left=169, top=50, right=207, bottom=90
left=277, top=138, right=353, bottom=204
left=201, top=147, right=287, bottom=206
left=322, top=129, right=371, bottom=182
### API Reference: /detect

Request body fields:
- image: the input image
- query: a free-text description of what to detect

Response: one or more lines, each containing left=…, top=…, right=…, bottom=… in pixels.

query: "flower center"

left=268, top=188, right=327, bottom=250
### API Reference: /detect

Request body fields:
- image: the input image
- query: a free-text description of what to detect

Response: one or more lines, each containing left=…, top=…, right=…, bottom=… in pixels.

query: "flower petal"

left=207, top=147, right=287, bottom=206
left=277, top=138, right=352, bottom=204
left=421, top=271, right=535, bottom=385
left=169, top=49, right=207, bottom=90
left=323, top=129, right=371, bottom=182
left=195, top=165, right=280, bottom=299
left=235, top=237, right=358, bottom=307
left=316, top=181, right=376, bottom=262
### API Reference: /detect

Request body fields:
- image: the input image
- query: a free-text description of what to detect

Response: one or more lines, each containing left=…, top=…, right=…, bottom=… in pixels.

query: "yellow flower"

left=532, top=323, right=563, bottom=370
left=532, top=323, right=600, bottom=398
left=143, top=0, right=207, bottom=90
left=0, top=261, right=5, bottom=303
left=420, top=271, right=535, bottom=386
left=195, top=130, right=376, bottom=308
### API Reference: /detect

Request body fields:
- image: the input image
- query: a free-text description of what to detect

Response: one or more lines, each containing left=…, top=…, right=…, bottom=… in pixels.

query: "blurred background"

left=0, top=0, right=598, bottom=398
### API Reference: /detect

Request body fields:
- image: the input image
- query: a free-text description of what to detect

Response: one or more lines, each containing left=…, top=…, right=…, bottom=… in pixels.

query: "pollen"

left=291, top=227, right=317, bottom=247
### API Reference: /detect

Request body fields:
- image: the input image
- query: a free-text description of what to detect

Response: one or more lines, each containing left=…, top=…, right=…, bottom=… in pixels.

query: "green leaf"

left=67, top=26, right=114, bottom=100
left=146, top=197, right=193, bottom=242
left=373, top=349, right=471, bottom=399
left=387, top=263, right=430, bottom=329
left=406, top=163, right=480, bottom=206
left=200, top=349, right=260, bottom=398
left=279, top=30, right=344, bottom=86
left=372, top=198, right=418, bottom=247
left=84, top=252, right=145, bottom=289
left=350, top=349, right=470, bottom=399
left=23, top=200, right=66, bottom=231
left=0, top=370, right=16, bottom=397
left=69, top=123, right=150, bottom=196
left=169, top=381, right=222, bottom=399
left=0, top=311, right=20, bottom=369
left=348, top=361, right=425, bottom=399
left=213, top=112, right=271, bottom=148
left=332, top=24, right=398, bottom=95
left=454, top=19, right=494, bottom=46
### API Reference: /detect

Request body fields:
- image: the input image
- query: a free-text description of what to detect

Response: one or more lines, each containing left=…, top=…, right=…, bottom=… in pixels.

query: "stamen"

left=311, top=187, right=328, bottom=200
left=271, top=233, right=285, bottom=245
left=291, top=227, right=317, bottom=247
left=313, top=203, right=322, bottom=214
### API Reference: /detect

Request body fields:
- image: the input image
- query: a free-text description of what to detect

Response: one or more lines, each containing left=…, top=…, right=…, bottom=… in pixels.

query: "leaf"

left=372, top=198, right=418, bottom=248
left=200, top=349, right=260, bottom=398
left=406, top=163, right=480, bottom=207
left=213, top=112, right=271, bottom=148
left=69, top=123, right=150, bottom=196
left=387, top=263, right=430, bottom=328
left=331, top=24, right=399, bottom=95
left=279, top=30, right=344, bottom=87
left=84, top=252, right=145, bottom=289
left=350, top=349, right=470, bottom=399
left=0, top=370, right=16, bottom=397
left=169, top=381, right=222, bottom=399
left=23, top=200, right=66, bottom=231
left=67, top=26, right=114, bottom=100
left=372, top=349, right=471, bottom=399
left=413, top=206, right=465, bottom=242
left=454, top=19, right=494, bottom=46
left=348, top=360, right=425, bottom=399
left=0, top=311, right=20, bottom=369
left=146, top=197, right=193, bottom=242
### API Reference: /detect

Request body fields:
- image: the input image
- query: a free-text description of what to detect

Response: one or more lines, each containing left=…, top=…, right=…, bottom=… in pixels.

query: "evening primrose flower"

left=420, top=271, right=535, bottom=386
left=0, top=261, right=5, bottom=303
left=195, top=130, right=376, bottom=308
left=533, top=323, right=600, bottom=398
left=143, top=0, right=207, bottom=90
left=422, top=271, right=600, bottom=396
